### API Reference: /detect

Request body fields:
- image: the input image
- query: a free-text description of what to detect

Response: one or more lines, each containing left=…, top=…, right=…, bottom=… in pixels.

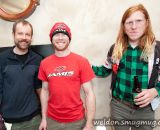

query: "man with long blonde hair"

left=93, top=4, right=160, bottom=130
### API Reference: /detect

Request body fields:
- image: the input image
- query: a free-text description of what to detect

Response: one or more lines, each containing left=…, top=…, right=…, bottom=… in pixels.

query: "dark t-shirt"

left=15, top=51, right=28, bottom=63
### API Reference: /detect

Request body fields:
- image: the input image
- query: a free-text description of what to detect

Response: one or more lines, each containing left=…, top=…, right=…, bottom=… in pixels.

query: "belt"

left=112, top=96, right=140, bottom=110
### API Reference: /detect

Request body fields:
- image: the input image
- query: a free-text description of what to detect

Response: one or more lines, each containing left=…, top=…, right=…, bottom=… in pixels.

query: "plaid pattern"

left=93, top=45, right=148, bottom=103
left=113, top=46, right=148, bottom=103
left=92, top=65, right=112, bottom=77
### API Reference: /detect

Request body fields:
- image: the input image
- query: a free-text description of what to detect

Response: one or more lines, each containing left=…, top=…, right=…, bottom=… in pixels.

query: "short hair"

left=12, top=19, right=33, bottom=36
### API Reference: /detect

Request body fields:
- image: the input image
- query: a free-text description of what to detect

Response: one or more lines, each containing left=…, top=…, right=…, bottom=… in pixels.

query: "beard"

left=15, top=39, right=31, bottom=50
left=53, top=42, right=69, bottom=51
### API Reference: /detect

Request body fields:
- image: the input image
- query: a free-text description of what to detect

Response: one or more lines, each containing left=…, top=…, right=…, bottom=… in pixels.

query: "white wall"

left=1, top=0, right=160, bottom=130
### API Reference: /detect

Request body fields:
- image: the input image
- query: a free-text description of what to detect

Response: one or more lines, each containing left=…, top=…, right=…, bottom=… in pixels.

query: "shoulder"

left=0, top=48, right=12, bottom=57
left=110, top=44, right=115, bottom=50
left=40, top=54, right=54, bottom=64
left=154, top=41, right=160, bottom=54
left=71, top=52, right=89, bottom=62
left=70, top=53, right=92, bottom=69
left=103, top=44, right=115, bottom=58
left=108, top=44, right=115, bottom=54
left=29, top=50, right=43, bottom=60
left=153, top=41, right=160, bottom=59
left=0, top=48, right=12, bottom=64
left=155, top=41, right=160, bottom=48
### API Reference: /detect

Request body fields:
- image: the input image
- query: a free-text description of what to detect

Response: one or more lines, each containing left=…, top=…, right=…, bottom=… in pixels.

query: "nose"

left=22, top=34, right=27, bottom=39
left=131, top=21, right=137, bottom=29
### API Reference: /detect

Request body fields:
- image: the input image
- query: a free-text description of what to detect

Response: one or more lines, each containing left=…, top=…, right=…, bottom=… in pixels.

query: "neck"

left=129, top=40, right=139, bottom=48
left=13, top=47, right=28, bottom=55
left=129, top=39, right=139, bottom=45
left=55, top=49, right=71, bottom=57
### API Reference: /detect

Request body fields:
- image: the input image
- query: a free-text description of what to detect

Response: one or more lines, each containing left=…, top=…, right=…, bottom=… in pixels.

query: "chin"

left=130, top=37, right=140, bottom=41
left=55, top=49, right=66, bottom=51
left=18, top=46, right=29, bottom=50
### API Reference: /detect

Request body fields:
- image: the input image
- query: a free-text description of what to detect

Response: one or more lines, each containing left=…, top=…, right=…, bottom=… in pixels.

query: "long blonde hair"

left=112, top=4, right=155, bottom=62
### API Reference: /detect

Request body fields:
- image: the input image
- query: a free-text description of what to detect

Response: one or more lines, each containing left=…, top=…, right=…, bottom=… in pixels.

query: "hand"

left=83, top=126, right=94, bottom=130
left=83, top=123, right=94, bottom=130
left=134, top=88, right=158, bottom=108
left=39, top=119, right=47, bottom=130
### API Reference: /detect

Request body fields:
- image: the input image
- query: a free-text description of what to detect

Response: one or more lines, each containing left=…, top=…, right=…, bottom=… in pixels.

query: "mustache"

left=19, top=39, right=30, bottom=43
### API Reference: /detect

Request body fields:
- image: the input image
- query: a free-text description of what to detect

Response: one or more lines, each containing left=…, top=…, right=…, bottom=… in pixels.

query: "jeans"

left=111, top=98, right=154, bottom=130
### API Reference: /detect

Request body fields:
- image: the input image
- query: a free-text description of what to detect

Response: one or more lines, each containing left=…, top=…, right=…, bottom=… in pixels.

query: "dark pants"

left=47, top=117, right=86, bottom=130
left=111, top=98, right=154, bottom=130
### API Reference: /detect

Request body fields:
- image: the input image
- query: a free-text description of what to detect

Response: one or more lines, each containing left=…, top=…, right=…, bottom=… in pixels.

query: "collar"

left=127, top=44, right=139, bottom=50
left=7, top=46, right=35, bottom=62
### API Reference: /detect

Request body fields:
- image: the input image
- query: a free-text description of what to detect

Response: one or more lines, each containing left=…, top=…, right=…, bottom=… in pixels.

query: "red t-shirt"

left=38, top=52, right=95, bottom=122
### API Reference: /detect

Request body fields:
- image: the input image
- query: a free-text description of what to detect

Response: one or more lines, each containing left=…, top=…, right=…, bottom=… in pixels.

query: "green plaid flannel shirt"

left=92, top=45, right=149, bottom=103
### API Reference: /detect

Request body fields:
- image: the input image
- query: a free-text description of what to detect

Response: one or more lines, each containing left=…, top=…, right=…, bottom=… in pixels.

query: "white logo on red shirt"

left=54, top=66, right=66, bottom=72
left=48, top=66, right=74, bottom=77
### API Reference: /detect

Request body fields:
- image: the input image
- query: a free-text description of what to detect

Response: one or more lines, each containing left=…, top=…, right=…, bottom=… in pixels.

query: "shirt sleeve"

left=38, top=61, right=48, bottom=82
left=92, top=45, right=114, bottom=77
left=92, top=65, right=112, bottom=77
left=80, top=58, right=95, bottom=84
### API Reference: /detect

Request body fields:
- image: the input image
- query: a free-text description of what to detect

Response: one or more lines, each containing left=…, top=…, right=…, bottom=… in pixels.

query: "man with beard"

left=0, top=20, right=42, bottom=130
left=38, top=22, right=96, bottom=130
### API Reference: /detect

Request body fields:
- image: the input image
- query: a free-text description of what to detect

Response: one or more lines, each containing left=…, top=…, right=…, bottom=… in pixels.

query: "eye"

left=26, top=33, right=31, bottom=37
left=125, top=21, right=133, bottom=26
left=136, top=19, right=143, bottom=23
left=128, top=21, right=133, bottom=25
left=17, top=32, right=23, bottom=35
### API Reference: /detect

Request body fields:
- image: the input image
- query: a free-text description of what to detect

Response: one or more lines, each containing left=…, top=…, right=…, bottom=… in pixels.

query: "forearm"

left=41, top=92, right=48, bottom=120
left=40, top=82, right=49, bottom=120
left=92, top=65, right=111, bottom=77
left=85, top=90, right=96, bottom=127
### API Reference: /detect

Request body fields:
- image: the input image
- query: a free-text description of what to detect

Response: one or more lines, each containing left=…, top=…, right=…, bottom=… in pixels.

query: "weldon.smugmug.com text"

left=93, top=117, right=160, bottom=128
